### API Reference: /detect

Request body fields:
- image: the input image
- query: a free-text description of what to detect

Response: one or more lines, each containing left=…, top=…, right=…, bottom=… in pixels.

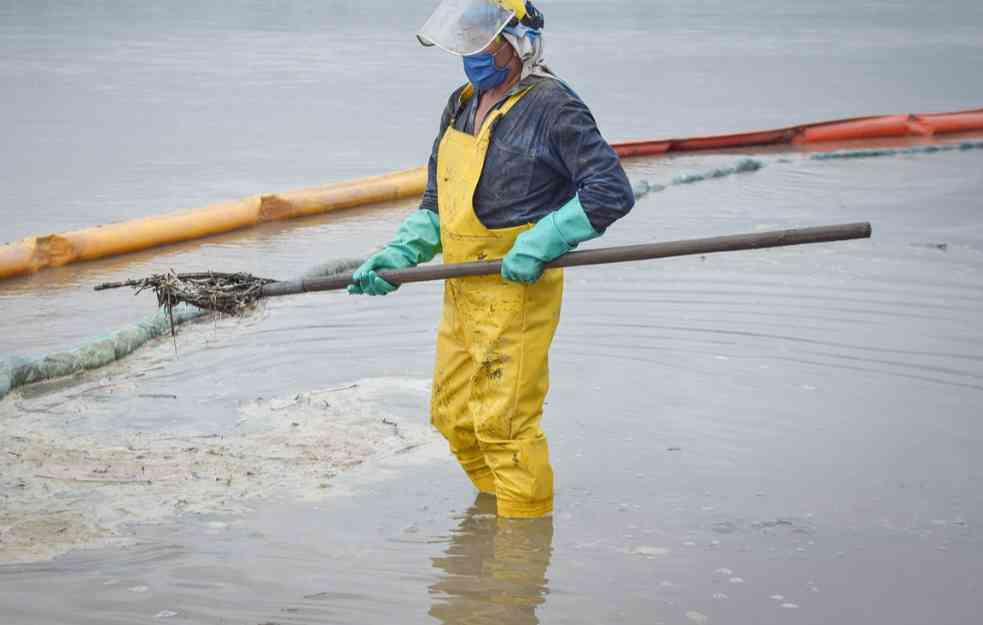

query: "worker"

left=349, top=0, right=635, bottom=518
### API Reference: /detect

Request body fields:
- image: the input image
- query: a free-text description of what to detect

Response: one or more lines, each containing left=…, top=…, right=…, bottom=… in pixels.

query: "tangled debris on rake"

left=95, top=271, right=278, bottom=318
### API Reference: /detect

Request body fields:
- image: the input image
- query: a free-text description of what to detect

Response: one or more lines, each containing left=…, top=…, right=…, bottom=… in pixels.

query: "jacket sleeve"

left=546, top=96, right=635, bottom=232
left=419, top=89, right=464, bottom=214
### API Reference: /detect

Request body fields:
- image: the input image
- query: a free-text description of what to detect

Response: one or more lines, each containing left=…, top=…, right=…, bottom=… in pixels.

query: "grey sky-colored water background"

left=2, top=1, right=983, bottom=623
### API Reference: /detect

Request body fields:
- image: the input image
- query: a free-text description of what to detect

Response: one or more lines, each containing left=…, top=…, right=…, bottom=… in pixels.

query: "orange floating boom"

left=1, top=107, right=980, bottom=281
left=613, top=107, right=983, bottom=157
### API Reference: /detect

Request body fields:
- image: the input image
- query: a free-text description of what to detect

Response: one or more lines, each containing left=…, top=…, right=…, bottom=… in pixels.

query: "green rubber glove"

left=348, top=210, right=442, bottom=296
left=501, top=195, right=601, bottom=284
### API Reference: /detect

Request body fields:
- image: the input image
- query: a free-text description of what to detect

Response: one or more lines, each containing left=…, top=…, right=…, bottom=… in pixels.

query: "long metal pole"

left=260, top=222, right=872, bottom=298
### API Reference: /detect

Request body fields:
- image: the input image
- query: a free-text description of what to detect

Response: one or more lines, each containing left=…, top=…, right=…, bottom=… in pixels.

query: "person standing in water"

left=349, top=0, right=634, bottom=518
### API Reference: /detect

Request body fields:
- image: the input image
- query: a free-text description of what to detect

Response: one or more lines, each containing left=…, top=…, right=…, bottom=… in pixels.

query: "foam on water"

left=0, top=376, right=436, bottom=562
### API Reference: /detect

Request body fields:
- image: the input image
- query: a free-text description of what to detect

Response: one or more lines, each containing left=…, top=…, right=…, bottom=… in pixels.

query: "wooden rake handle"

left=260, top=222, right=872, bottom=298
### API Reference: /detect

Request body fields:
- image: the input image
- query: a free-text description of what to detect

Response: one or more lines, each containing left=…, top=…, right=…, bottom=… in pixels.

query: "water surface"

left=1, top=2, right=982, bottom=624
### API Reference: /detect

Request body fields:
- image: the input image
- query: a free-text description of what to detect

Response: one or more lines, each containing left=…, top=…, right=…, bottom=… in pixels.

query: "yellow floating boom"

left=0, top=167, right=427, bottom=281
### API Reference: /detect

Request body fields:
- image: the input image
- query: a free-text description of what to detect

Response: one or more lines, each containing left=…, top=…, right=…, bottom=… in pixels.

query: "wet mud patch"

left=0, top=377, right=437, bottom=564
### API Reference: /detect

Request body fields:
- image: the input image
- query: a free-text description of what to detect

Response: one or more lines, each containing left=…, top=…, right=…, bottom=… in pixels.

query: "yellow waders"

left=430, top=86, right=564, bottom=519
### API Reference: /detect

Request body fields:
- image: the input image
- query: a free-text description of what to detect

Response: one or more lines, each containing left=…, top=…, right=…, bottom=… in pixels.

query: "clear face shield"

left=417, top=0, right=516, bottom=57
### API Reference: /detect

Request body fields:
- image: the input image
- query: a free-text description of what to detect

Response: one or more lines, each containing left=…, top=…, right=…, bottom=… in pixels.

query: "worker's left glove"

left=501, top=196, right=601, bottom=284
left=349, top=209, right=441, bottom=296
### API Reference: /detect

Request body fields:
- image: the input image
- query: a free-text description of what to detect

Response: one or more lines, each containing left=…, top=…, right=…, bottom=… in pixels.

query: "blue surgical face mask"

left=463, top=50, right=509, bottom=91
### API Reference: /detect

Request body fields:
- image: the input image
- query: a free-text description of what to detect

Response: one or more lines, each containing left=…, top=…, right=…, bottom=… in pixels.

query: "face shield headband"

left=417, top=0, right=544, bottom=57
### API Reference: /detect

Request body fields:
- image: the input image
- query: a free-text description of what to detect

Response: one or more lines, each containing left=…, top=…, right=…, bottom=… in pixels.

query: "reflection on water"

left=430, top=494, right=554, bottom=625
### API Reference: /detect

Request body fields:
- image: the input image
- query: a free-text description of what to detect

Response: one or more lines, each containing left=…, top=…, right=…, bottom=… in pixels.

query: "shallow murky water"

left=2, top=1, right=983, bottom=624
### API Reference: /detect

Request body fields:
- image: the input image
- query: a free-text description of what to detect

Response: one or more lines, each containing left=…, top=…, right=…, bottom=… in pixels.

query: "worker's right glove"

left=501, top=195, right=601, bottom=284
left=348, top=209, right=442, bottom=296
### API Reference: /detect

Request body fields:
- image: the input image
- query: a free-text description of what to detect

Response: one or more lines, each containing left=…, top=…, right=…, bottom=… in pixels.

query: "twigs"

left=95, top=271, right=277, bottom=317
left=166, top=288, right=177, bottom=350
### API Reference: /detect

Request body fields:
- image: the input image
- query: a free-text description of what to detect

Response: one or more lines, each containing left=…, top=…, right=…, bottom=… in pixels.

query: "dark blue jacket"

left=419, top=76, right=635, bottom=232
